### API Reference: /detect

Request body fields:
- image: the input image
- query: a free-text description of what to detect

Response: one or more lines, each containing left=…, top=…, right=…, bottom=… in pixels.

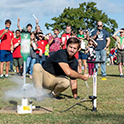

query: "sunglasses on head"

left=97, top=25, right=102, bottom=27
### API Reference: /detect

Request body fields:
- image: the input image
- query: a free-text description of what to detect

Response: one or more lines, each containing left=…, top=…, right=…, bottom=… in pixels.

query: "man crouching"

left=33, top=37, right=89, bottom=99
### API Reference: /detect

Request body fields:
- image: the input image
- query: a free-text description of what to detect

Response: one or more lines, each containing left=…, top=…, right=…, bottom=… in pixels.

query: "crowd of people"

left=0, top=18, right=124, bottom=99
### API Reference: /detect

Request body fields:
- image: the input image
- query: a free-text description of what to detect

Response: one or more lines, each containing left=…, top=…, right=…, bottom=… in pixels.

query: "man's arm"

left=17, top=17, right=22, bottom=32
left=48, top=37, right=54, bottom=45
left=58, top=62, right=89, bottom=80
left=113, top=30, right=123, bottom=40
left=49, top=35, right=56, bottom=45
left=70, top=79, right=78, bottom=98
left=104, top=37, right=111, bottom=50
left=10, top=38, right=14, bottom=52
left=91, top=30, right=100, bottom=40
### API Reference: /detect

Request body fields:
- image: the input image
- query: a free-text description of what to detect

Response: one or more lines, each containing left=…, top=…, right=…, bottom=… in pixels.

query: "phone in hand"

left=54, top=33, right=57, bottom=38
left=5, top=27, right=9, bottom=29
left=98, top=29, right=101, bottom=32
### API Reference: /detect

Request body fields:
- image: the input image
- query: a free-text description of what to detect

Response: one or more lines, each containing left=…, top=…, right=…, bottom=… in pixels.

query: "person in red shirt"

left=12, top=30, right=23, bottom=75
left=36, top=32, right=48, bottom=65
left=0, top=19, right=14, bottom=78
left=61, top=25, right=71, bottom=49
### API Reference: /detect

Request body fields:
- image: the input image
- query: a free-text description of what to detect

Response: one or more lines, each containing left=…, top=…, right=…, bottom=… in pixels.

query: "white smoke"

left=4, top=76, right=49, bottom=101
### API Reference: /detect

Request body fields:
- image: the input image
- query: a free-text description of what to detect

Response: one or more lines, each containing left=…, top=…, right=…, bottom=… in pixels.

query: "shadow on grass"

left=97, top=74, right=120, bottom=77
left=60, top=94, right=73, bottom=99
left=77, top=103, right=92, bottom=111
left=106, top=74, right=120, bottom=77
left=9, top=100, right=18, bottom=106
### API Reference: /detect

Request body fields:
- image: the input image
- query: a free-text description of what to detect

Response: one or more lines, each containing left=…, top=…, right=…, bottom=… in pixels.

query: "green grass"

left=0, top=65, right=124, bottom=124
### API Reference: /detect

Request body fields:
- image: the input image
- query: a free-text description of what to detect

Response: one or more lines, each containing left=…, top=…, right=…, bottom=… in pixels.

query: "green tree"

left=109, top=36, right=116, bottom=50
left=45, top=2, right=118, bottom=34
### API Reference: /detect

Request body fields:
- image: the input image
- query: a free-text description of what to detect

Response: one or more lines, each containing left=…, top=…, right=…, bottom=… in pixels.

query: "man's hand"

left=96, top=30, right=100, bottom=35
left=4, top=29, right=8, bottom=33
left=82, top=74, right=89, bottom=81
left=104, top=47, right=107, bottom=50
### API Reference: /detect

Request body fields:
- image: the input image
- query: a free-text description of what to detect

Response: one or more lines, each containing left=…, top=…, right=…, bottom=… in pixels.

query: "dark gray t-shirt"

left=91, top=29, right=109, bottom=50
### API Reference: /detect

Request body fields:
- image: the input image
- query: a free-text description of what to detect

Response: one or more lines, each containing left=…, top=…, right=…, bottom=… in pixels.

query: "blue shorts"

left=109, top=53, right=113, bottom=57
left=79, top=51, right=87, bottom=60
left=0, top=50, right=13, bottom=62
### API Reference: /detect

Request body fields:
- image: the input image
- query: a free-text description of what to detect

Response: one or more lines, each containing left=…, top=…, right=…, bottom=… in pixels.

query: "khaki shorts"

left=117, top=49, right=124, bottom=64
left=13, top=58, right=23, bottom=67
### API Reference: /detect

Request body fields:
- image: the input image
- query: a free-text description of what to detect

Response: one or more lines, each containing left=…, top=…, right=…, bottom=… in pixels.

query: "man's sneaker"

left=102, top=75, right=106, bottom=77
left=49, top=92, right=61, bottom=100
left=120, top=75, right=124, bottom=78
left=75, top=96, right=80, bottom=100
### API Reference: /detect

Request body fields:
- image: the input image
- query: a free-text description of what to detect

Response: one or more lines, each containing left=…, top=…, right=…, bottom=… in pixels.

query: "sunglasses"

left=120, top=32, right=124, bottom=33
left=97, top=25, right=102, bottom=27
left=39, top=36, right=43, bottom=38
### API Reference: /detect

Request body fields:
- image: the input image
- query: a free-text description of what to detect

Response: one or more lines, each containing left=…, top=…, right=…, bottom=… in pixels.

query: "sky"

left=0, top=0, right=124, bottom=35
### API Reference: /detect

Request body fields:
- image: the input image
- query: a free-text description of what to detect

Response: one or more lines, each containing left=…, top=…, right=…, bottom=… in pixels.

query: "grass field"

left=0, top=65, right=124, bottom=124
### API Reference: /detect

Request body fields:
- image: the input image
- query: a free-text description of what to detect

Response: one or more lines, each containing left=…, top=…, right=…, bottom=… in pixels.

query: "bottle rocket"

left=21, top=33, right=30, bottom=61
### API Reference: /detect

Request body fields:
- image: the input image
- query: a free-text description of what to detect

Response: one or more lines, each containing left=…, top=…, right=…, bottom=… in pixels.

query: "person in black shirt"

left=33, top=37, right=89, bottom=99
